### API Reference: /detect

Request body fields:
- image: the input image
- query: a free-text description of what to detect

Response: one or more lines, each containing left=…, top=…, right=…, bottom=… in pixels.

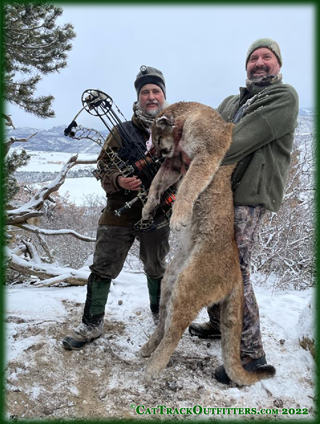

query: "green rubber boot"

left=147, top=275, right=162, bottom=323
left=63, top=273, right=111, bottom=350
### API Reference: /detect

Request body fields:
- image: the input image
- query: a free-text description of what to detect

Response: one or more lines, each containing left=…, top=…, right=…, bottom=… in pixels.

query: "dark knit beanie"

left=245, top=38, right=282, bottom=68
left=134, top=65, right=166, bottom=99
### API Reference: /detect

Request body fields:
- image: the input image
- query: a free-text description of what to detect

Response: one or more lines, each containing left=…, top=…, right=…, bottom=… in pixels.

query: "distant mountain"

left=6, top=125, right=108, bottom=154
left=6, top=109, right=315, bottom=154
left=299, top=107, right=316, bottom=116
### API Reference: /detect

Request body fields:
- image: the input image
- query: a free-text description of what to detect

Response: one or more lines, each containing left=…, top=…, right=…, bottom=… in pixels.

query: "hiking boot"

left=62, top=322, right=103, bottom=351
left=214, top=354, right=267, bottom=384
left=188, top=321, right=221, bottom=339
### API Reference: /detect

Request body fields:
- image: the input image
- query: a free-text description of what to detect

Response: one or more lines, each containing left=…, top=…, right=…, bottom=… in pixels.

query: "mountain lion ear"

left=155, top=116, right=174, bottom=130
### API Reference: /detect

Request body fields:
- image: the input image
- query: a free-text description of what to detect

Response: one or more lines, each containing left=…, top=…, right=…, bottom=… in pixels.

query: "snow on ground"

left=6, top=149, right=316, bottom=419
left=57, top=177, right=105, bottom=206
left=14, top=149, right=106, bottom=205
left=12, top=149, right=98, bottom=173
left=30, top=176, right=106, bottom=206
left=5, top=269, right=316, bottom=420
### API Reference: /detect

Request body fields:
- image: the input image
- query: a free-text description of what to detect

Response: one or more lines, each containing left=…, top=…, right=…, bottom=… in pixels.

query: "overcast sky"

left=5, top=4, right=315, bottom=130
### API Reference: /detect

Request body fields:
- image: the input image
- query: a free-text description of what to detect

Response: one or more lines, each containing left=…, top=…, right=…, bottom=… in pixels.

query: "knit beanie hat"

left=245, top=38, right=282, bottom=68
left=134, top=65, right=166, bottom=99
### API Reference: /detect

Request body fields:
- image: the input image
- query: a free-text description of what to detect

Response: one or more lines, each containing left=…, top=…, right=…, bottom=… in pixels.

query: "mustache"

left=251, top=65, right=270, bottom=73
left=146, top=100, right=160, bottom=106
left=249, top=66, right=270, bottom=80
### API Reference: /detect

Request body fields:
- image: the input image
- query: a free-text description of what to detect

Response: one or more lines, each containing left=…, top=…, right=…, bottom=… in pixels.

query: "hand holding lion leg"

left=142, top=194, right=159, bottom=220
left=142, top=157, right=182, bottom=220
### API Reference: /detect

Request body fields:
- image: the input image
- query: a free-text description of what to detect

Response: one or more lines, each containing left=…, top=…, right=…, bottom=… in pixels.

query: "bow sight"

left=64, top=89, right=175, bottom=231
left=64, top=89, right=115, bottom=138
left=81, top=90, right=113, bottom=116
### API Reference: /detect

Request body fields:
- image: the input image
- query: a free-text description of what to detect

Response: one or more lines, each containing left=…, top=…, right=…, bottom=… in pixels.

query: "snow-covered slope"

left=5, top=270, right=315, bottom=420
left=6, top=125, right=106, bottom=154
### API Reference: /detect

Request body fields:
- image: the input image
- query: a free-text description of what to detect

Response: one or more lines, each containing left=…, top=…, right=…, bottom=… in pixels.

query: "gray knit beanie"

left=134, top=65, right=166, bottom=99
left=245, top=38, right=282, bottom=68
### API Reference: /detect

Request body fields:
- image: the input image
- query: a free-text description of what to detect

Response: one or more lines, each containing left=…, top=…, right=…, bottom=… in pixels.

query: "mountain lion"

left=140, top=101, right=276, bottom=386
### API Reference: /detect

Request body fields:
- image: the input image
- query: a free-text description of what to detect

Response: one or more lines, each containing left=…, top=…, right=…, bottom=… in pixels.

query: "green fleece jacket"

left=219, top=81, right=299, bottom=212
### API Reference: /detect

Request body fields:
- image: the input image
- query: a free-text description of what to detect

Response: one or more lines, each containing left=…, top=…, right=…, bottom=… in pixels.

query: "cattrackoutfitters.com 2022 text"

left=131, top=404, right=309, bottom=416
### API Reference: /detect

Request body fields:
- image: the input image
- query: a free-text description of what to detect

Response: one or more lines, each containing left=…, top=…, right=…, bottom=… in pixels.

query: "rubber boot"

left=146, top=275, right=162, bottom=323
left=63, top=273, right=111, bottom=350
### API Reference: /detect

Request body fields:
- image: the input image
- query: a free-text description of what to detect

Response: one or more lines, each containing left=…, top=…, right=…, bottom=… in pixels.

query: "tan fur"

left=140, top=102, right=276, bottom=386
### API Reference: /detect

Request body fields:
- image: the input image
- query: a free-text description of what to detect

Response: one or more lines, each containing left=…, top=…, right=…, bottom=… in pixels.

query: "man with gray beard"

left=63, top=66, right=171, bottom=350
left=188, top=38, right=299, bottom=384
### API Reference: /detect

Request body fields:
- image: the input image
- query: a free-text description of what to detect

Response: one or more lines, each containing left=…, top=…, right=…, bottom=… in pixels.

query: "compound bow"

left=64, top=89, right=175, bottom=231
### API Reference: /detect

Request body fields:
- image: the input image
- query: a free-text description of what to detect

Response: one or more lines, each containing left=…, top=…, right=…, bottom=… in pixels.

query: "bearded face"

left=247, top=47, right=281, bottom=80
left=138, top=84, right=166, bottom=116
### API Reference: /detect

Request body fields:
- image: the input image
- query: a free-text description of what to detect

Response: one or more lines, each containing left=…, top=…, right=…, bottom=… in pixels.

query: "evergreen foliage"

left=3, top=2, right=76, bottom=118
left=5, top=149, right=30, bottom=203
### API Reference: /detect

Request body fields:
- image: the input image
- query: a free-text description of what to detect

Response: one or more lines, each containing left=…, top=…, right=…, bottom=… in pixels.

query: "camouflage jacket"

left=97, top=115, right=169, bottom=227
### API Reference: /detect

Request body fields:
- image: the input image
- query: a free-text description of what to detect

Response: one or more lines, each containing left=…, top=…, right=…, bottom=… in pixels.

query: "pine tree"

left=5, top=149, right=30, bottom=203
left=3, top=2, right=76, bottom=118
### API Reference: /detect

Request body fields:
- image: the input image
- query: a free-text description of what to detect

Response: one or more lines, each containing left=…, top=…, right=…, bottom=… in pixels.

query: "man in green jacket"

left=189, top=38, right=299, bottom=384
left=63, top=66, right=171, bottom=350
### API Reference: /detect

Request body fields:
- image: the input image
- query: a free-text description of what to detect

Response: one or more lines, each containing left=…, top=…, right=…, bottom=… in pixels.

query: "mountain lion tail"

left=220, top=282, right=276, bottom=386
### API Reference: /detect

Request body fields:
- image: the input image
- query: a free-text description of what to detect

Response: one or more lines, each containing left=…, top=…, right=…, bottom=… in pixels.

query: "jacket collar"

left=239, top=76, right=283, bottom=103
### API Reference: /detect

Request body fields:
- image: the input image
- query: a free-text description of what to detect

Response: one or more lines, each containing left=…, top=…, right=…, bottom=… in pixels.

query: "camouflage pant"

left=208, top=205, right=266, bottom=359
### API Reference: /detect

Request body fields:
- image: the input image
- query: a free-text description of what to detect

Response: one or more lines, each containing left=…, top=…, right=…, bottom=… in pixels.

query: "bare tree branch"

left=253, top=117, right=315, bottom=290
left=34, top=274, right=84, bottom=288
left=18, top=223, right=96, bottom=242
left=6, top=248, right=89, bottom=286
left=21, top=239, right=42, bottom=264
left=8, top=210, right=44, bottom=225
left=34, top=231, right=54, bottom=263
left=7, top=155, right=79, bottom=225
left=74, top=159, right=97, bottom=165
left=2, top=113, right=15, bottom=129
left=4, top=132, right=38, bottom=156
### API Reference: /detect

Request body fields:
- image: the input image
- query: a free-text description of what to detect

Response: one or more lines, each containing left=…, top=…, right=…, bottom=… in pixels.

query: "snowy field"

left=12, top=148, right=98, bottom=173
left=52, top=177, right=105, bottom=206
left=5, top=147, right=316, bottom=420
left=13, top=149, right=106, bottom=205
left=5, top=270, right=316, bottom=420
